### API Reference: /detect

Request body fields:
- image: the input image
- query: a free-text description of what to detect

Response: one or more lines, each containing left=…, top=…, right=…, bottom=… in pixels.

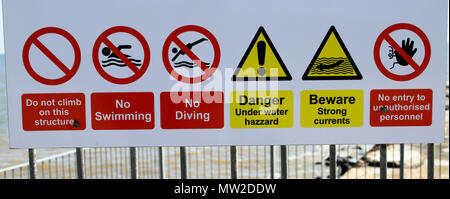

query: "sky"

left=0, top=3, right=448, bottom=55
left=0, top=4, right=4, bottom=54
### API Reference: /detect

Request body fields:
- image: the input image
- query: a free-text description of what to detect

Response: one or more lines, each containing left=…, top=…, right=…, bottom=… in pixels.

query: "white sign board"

left=2, top=0, right=448, bottom=148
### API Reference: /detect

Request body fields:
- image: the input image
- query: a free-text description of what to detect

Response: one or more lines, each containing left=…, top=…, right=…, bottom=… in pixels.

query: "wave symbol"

left=173, top=61, right=210, bottom=68
left=102, top=58, right=142, bottom=67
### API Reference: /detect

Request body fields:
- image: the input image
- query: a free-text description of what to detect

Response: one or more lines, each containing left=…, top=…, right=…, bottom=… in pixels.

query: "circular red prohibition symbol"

left=92, top=26, right=151, bottom=84
left=374, top=23, right=431, bottom=81
left=23, top=27, right=81, bottom=85
left=162, top=25, right=221, bottom=84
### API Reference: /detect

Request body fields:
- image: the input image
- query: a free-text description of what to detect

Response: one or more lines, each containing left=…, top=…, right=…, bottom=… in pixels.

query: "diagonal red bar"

left=172, top=37, right=209, bottom=71
left=384, top=35, right=420, bottom=71
left=32, top=38, right=71, bottom=75
left=101, top=37, right=140, bottom=74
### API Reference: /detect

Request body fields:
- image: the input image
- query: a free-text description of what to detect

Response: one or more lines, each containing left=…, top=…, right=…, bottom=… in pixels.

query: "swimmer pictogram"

left=92, top=26, right=151, bottom=85
left=171, top=38, right=210, bottom=68
left=162, top=25, right=221, bottom=84
left=101, top=45, right=142, bottom=68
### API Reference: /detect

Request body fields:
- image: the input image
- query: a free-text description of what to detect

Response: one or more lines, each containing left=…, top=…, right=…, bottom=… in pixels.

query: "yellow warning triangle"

left=232, top=27, right=292, bottom=81
left=302, top=26, right=362, bottom=80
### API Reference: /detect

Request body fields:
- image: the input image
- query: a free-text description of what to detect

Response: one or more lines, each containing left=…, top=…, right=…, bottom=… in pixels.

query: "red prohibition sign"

left=162, top=25, right=221, bottom=84
left=92, top=26, right=151, bottom=84
left=23, top=27, right=81, bottom=85
left=374, top=23, right=431, bottom=81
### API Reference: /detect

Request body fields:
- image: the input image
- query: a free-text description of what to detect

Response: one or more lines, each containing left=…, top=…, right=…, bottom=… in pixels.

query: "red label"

left=160, top=92, right=224, bottom=129
left=91, top=92, right=155, bottom=130
left=370, top=89, right=432, bottom=126
left=22, top=93, right=86, bottom=131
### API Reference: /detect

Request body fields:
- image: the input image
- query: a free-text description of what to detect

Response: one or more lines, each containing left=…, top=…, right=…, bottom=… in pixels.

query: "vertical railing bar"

left=391, top=145, right=394, bottom=179
left=419, top=144, right=423, bottom=179
left=295, top=145, right=298, bottom=179
left=248, top=146, right=251, bottom=179
left=280, top=145, right=287, bottom=179
left=146, top=148, right=150, bottom=179
left=138, top=148, right=141, bottom=179
left=48, top=159, right=52, bottom=179
left=264, top=146, right=267, bottom=178
left=140, top=148, right=144, bottom=179
left=303, top=145, right=307, bottom=179
left=256, top=146, right=259, bottom=179
left=194, top=147, right=199, bottom=178
left=95, top=148, right=99, bottom=179
left=152, top=147, right=156, bottom=179
left=130, top=147, right=138, bottom=179
left=104, top=148, right=109, bottom=179
left=439, top=143, right=442, bottom=179
left=114, top=147, right=118, bottom=179
left=210, top=147, right=213, bottom=178
left=312, top=145, right=315, bottom=179
left=410, top=144, right=413, bottom=179
left=67, top=154, right=71, bottom=179
left=346, top=145, right=350, bottom=179
left=126, top=148, right=131, bottom=179
left=55, top=156, right=59, bottom=179
left=329, top=145, right=336, bottom=179
left=364, top=145, right=367, bottom=179
left=187, top=147, right=192, bottom=179
left=121, top=147, right=125, bottom=179
left=158, top=147, right=164, bottom=179
left=88, top=148, right=92, bottom=179
left=170, top=147, right=175, bottom=179
left=141, top=148, right=144, bottom=178
left=144, top=147, right=148, bottom=179
left=427, top=143, right=434, bottom=179
left=28, top=149, right=36, bottom=179
left=230, top=146, right=237, bottom=179
left=76, top=147, right=84, bottom=179
left=108, top=148, right=112, bottom=179
left=355, top=145, right=358, bottom=179
left=239, top=146, right=243, bottom=178
left=400, top=144, right=404, bottom=179
left=150, top=147, right=154, bottom=179
left=83, top=149, right=87, bottom=179
left=203, top=147, right=206, bottom=178
left=321, top=145, right=324, bottom=178
left=218, top=147, right=222, bottom=179
left=153, top=147, right=157, bottom=179
left=99, top=148, right=104, bottom=178
left=61, top=155, right=65, bottom=179
left=180, top=146, right=187, bottom=179
left=270, top=145, right=274, bottom=179
left=225, top=146, right=229, bottom=178
left=145, top=148, right=149, bottom=179
left=177, top=147, right=180, bottom=178
left=380, top=144, right=387, bottom=179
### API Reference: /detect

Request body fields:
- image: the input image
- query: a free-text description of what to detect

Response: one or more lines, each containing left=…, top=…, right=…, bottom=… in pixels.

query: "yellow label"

left=300, top=90, right=364, bottom=127
left=232, top=27, right=292, bottom=81
left=230, top=91, right=293, bottom=128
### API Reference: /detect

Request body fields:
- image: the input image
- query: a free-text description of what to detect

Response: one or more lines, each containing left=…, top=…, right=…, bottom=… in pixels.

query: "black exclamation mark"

left=257, top=41, right=266, bottom=76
